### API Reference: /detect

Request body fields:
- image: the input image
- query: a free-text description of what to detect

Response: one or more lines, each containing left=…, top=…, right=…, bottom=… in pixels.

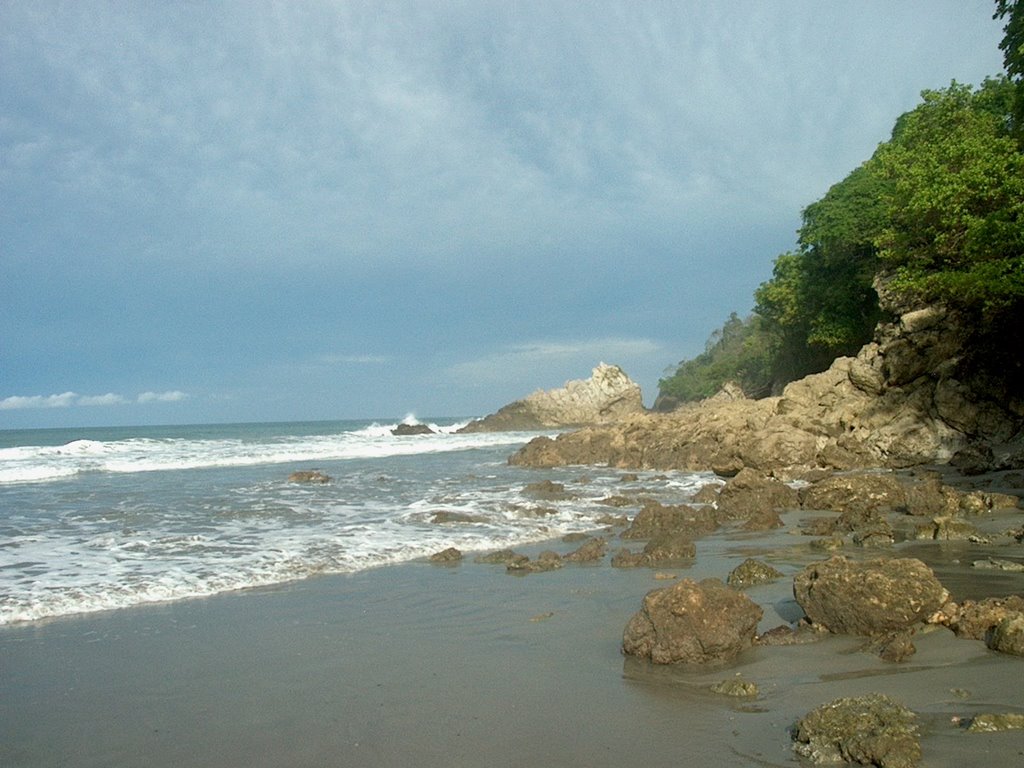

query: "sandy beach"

left=3, top=492, right=1023, bottom=768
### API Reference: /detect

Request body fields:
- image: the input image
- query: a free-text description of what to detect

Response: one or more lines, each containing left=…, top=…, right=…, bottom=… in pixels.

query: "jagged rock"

left=510, top=302, right=1024, bottom=474
left=793, top=694, right=921, bottom=768
left=967, top=713, right=1024, bottom=732
left=391, top=422, right=434, bottom=435
left=473, top=549, right=520, bottom=565
left=620, top=501, right=717, bottom=539
left=428, top=547, right=463, bottom=564
left=949, top=596, right=1024, bottom=639
left=287, top=470, right=332, bottom=484
left=716, top=468, right=799, bottom=520
left=622, top=578, right=762, bottom=664
left=986, top=614, right=1024, bottom=656
left=793, top=556, right=947, bottom=636
left=461, top=363, right=644, bottom=432
left=727, top=558, right=784, bottom=589
left=800, top=472, right=907, bottom=515
left=710, top=678, right=759, bottom=697
left=506, top=550, right=563, bottom=574
left=862, top=629, right=917, bottom=662
left=611, top=533, right=696, bottom=568
left=430, top=511, right=488, bottom=524
left=523, top=480, right=576, bottom=501
left=563, top=537, right=608, bottom=563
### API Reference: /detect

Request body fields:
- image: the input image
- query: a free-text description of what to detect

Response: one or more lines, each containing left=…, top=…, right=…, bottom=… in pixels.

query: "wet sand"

left=3, top=506, right=1024, bottom=767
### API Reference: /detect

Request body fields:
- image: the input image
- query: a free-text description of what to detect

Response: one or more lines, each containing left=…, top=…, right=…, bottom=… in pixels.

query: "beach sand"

left=3, top=508, right=1024, bottom=767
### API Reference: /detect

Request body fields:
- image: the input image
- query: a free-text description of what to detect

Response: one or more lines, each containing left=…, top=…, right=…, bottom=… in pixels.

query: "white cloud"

left=78, top=393, right=127, bottom=407
left=0, top=392, right=79, bottom=410
left=318, top=354, right=390, bottom=365
left=448, top=337, right=663, bottom=388
left=137, top=390, right=188, bottom=403
left=0, top=390, right=188, bottom=409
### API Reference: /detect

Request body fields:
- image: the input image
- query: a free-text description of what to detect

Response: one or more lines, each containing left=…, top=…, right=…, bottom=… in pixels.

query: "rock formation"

left=459, top=363, right=644, bottom=432
left=510, top=304, right=1024, bottom=473
left=621, top=577, right=763, bottom=664
left=792, top=556, right=948, bottom=636
left=793, top=694, right=921, bottom=768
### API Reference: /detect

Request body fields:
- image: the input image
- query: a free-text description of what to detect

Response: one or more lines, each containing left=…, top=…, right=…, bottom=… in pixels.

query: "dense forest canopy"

left=657, top=1, right=1024, bottom=410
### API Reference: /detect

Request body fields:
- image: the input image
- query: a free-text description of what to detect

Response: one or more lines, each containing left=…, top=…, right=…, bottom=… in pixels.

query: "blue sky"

left=0, top=1, right=1008, bottom=428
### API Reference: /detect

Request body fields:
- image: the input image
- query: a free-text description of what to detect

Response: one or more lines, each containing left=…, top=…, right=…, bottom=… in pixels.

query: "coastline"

left=4, top=500, right=1023, bottom=768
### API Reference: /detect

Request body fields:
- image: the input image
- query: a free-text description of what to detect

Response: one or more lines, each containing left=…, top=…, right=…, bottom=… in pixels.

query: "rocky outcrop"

left=792, top=556, right=948, bottom=636
left=460, top=363, right=644, bottom=432
left=793, top=694, right=921, bottom=768
left=621, top=578, right=763, bottom=664
left=510, top=304, right=1024, bottom=473
left=287, top=470, right=332, bottom=484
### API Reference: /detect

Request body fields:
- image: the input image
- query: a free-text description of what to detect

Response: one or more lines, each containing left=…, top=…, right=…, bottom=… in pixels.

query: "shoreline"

left=4, top=498, right=1023, bottom=767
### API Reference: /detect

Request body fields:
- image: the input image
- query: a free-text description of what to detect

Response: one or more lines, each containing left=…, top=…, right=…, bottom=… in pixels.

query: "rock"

left=287, top=470, right=332, bottom=484
left=461, top=363, right=644, bottom=432
left=510, top=302, right=1024, bottom=474
left=716, top=468, right=799, bottom=520
left=429, top=511, right=487, bottom=524
left=473, top=549, right=520, bottom=565
left=921, top=515, right=979, bottom=541
left=710, top=678, right=759, bottom=697
left=862, top=630, right=917, bottom=662
left=620, top=501, right=718, bottom=540
left=800, top=472, right=907, bottom=515
left=428, top=547, right=463, bottom=564
left=986, top=613, right=1024, bottom=656
left=727, top=558, right=784, bottom=589
left=756, top=623, right=828, bottom=646
left=611, top=533, right=696, bottom=568
left=792, top=556, right=947, bottom=636
left=506, top=550, right=563, bottom=574
left=621, top=578, right=763, bottom=664
left=967, top=713, right=1024, bottom=732
left=950, top=596, right=1024, bottom=639
left=793, top=694, right=921, bottom=768
left=391, top=422, right=434, bottom=435
left=972, top=557, right=1024, bottom=572
left=563, top=537, right=608, bottom=563
left=523, top=480, right=576, bottom=501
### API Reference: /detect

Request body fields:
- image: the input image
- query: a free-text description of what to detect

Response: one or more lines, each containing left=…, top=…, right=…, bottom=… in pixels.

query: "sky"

left=0, top=1, right=1009, bottom=429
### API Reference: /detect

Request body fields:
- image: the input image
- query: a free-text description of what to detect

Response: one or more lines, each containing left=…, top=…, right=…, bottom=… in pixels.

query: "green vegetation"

left=658, top=2, right=1024, bottom=408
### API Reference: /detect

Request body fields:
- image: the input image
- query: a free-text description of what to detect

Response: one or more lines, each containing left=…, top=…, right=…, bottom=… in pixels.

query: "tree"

left=873, top=80, right=1024, bottom=316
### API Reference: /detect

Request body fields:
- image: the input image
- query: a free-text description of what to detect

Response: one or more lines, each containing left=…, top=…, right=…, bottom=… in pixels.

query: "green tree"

left=873, top=80, right=1024, bottom=315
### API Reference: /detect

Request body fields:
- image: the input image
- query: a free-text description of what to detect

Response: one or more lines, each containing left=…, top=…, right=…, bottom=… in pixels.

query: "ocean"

left=0, top=418, right=715, bottom=626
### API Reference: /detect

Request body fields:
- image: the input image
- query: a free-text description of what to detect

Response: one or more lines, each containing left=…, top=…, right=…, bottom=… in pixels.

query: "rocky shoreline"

left=443, top=297, right=1024, bottom=764
left=426, top=463, right=1024, bottom=765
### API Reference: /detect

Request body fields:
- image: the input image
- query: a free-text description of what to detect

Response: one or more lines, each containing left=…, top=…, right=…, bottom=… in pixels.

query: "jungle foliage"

left=658, top=3, right=1024, bottom=407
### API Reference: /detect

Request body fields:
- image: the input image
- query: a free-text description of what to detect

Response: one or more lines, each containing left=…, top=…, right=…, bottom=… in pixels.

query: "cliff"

left=511, top=302, right=1024, bottom=474
left=459, top=363, right=645, bottom=432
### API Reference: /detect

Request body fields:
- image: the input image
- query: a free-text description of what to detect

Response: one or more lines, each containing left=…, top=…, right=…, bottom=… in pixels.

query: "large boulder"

left=461, top=363, right=644, bottom=432
left=793, top=556, right=947, bottom=636
left=793, top=694, right=921, bottom=768
left=621, top=578, right=762, bottom=664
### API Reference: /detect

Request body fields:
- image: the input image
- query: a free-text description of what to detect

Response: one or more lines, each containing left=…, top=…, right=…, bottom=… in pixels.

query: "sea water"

left=0, top=418, right=714, bottom=625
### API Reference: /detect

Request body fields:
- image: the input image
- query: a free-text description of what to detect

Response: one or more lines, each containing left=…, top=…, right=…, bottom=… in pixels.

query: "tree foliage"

left=658, top=73, right=1024, bottom=406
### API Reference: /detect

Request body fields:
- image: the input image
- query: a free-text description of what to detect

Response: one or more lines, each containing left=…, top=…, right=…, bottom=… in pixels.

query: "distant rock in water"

left=391, top=422, right=435, bottom=436
left=287, top=470, right=332, bottom=484
left=460, top=363, right=644, bottom=432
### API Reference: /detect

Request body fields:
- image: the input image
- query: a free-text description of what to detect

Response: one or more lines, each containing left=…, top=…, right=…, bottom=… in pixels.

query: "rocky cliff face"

left=510, top=303, right=1024, bottom=473
left=459, top=363, right=644, bottom=432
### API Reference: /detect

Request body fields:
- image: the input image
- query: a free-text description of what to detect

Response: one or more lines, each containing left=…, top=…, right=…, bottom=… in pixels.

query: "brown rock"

left=287, top=470, right=332, bottom=484
left=950, top=596, right=1024, bottom=639
left=622, top=578, right=763, bottom=664
left=716, top=468, right=799, bottom=520
left=793, top=693, right=921, bottom=768
left=986, top=613, right=1024, bottom=656
left=792, top=556, right=947, bottom=636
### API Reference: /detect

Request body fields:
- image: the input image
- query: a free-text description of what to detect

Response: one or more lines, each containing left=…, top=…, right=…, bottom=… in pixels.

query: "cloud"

left=317, top=354, right=391, bottom=366
left=137, top=390, right=188, bottom=403
left=0, top=391, right=188, bottom=409
left=448, top=337, right=663, bottom=387
left=78, top=393, right=128, bottom=407
left=0, top=392, right=79, bottom=410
